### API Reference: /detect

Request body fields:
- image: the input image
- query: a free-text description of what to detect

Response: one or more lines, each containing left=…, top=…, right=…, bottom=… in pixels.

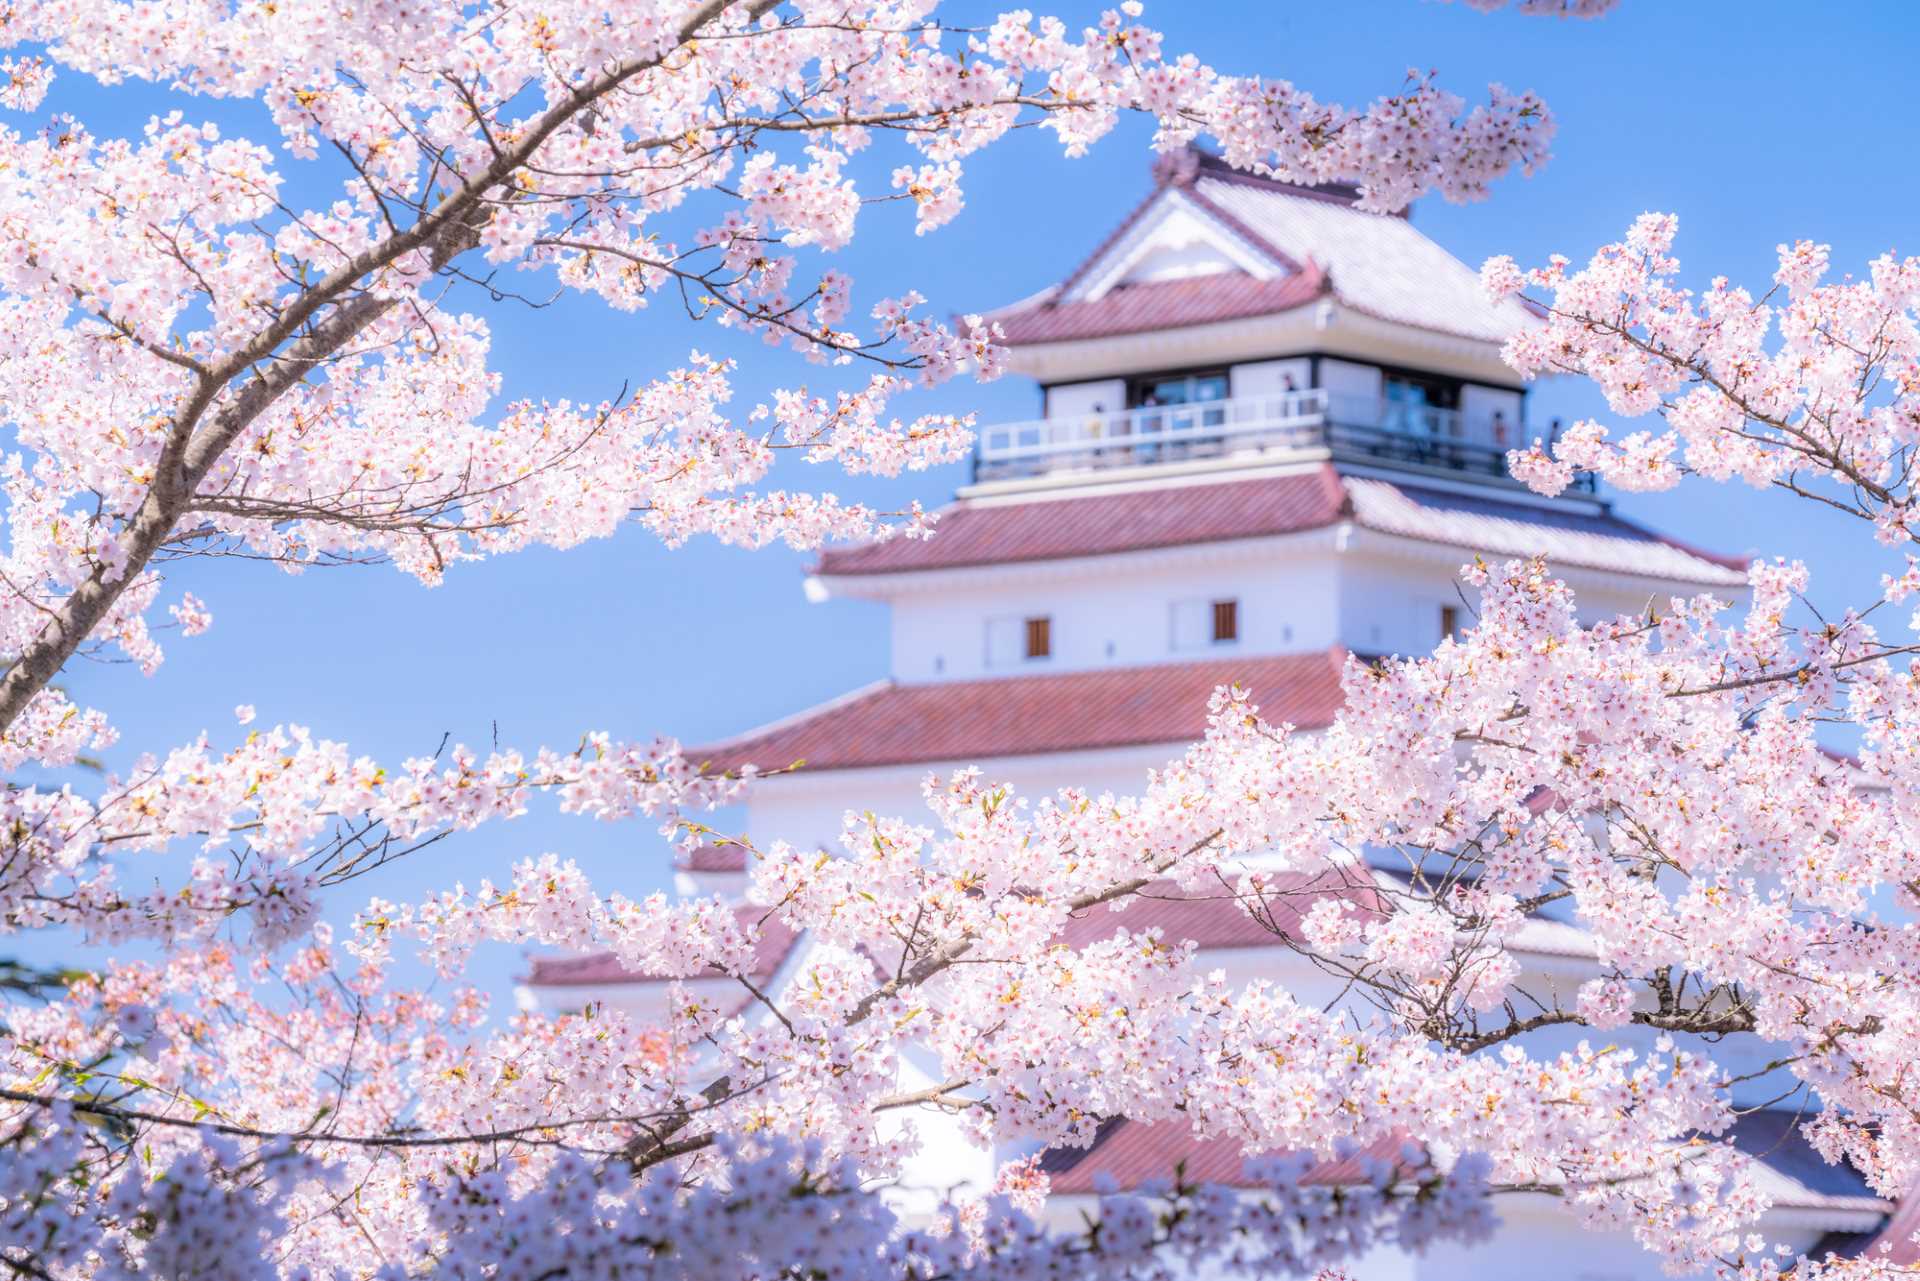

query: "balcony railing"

left=973, top=390, right=1595, bottom=492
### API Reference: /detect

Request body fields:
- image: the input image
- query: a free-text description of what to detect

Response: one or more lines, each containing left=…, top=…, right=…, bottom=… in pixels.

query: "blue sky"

left=23, top=1, right=1920, bottom=1002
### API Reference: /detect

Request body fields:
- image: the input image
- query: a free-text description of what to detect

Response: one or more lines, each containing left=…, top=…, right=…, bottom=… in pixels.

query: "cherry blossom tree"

left=0, top=1, right=1915, bottom=1278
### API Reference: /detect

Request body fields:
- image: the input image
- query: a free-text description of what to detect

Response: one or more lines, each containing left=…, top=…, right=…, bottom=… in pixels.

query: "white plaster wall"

left=881, top=534, right=1705, bottom=683
left=1044, top=378, right=1126, bottom=419
left=1320, top=356, right=1384, bottom=422
left=887, top=552, right=1340, bottom=682
left=1229, top=357, right=1312, bottom=400
left=1338, top=554, right=1464, bottom=656
left=742, top=745, right=1183, bottom=853
left=1336, top=549, right=1701, bottom=659
left=1121, top=236, right=1240, bottom=285
left=1461, top=383, right=1525, bottom=447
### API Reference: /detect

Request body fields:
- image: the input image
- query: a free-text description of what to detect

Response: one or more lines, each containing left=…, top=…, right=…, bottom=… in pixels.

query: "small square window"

left=1025, top=616, right=1051, bottom=659
left=1440, top=605, right=1460, bottom=640
left=1172, top=598, right=1237, bottom=651
left=1211, top=599, right=1238, bottom=643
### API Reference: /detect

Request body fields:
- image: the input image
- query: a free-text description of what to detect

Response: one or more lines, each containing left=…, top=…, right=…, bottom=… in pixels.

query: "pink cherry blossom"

left=2, top=4, right=1917, bottom=1281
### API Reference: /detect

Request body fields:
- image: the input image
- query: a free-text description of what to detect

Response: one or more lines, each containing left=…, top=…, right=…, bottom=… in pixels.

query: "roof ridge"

left=1163, top=144, right=1384, bottom=214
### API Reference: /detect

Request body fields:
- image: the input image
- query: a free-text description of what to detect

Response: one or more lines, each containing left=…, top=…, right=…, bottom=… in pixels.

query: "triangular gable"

left=1063, top=186, right=1294, bottom=304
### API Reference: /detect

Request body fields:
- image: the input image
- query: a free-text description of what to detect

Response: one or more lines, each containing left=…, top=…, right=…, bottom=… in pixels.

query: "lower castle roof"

left=1041, top=1117, right=1410, bottom=1195
left=522, top=904, right=799, bottom=989
left=694, top=648, right=1350, bottom=775
left=1042, top=1110, right=1890, bottom=1226
left=813, top=464, right=1749, bottom=588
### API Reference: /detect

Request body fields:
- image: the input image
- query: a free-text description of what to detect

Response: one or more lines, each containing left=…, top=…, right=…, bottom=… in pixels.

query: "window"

left=1173, top=598, right=1239, bottom=650
left=1211, top=599, right=1238, bottom=643
left=1132, top=371, right=1229, bottom=408
left=1382, top=373, right=1462, bottom=437
left=1440, top=605, right=1460, bottom=640
left=986, top=615, right=1052, bottom=666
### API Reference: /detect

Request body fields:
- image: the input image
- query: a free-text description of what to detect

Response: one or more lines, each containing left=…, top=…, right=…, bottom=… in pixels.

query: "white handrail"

left=978, top=390, right=1335, bottom=462
left=973, top=390, right=1552, bottom=483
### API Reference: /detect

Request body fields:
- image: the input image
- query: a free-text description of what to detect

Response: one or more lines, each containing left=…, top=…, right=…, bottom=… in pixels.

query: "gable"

left=1066, top=188, right=1290, bottom=304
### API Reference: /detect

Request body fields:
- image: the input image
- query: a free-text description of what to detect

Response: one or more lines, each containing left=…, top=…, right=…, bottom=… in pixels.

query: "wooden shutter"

left=1211, top=599, right=1238, bottom=642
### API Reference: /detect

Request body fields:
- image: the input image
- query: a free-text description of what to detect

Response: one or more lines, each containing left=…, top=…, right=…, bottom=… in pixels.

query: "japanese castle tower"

left=526, top=148, right=1907, bottom=1277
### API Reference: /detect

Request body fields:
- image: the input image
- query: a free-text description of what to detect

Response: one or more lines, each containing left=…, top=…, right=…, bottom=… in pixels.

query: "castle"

left=523, top=147, right=1902, bottom=1279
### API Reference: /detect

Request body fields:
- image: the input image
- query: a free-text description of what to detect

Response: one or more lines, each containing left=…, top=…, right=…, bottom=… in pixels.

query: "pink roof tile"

left=1042, top=1118, right=1411, bottom=1194
left=1859, top=1191, right=1920, bottom=1263
left=814, top=467, right=1747, bottom=587
left=678, top=844, right=747, bottom=874
left=1345, top=477, right=1748, bottom=584
left=816, top=466, right=1349, bottom=576
left=695, top=649, right=1350, bottom=774
left=988, top=145, right=1534, bottom=347
left=1054, top=866, right=1385, bottom=953
left=521, top=905, right=798, bottom=988
left=993, top=268, right=1328, bottom=345
left=1045, top=1111, right=1889, bottom=1214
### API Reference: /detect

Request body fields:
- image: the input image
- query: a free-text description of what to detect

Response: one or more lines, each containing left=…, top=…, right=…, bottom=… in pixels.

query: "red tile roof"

left=678, top=844, right=747, bottom=874
left=1055, top=866, right=1385, bottom=954
left=521, top=904, right=798, bottom=988
left=524, top=858, right=1378, bottom=996
left=994, top=268, right=1328, bottom=345
left=817, top=466, right=1349, bottom=576
left=987, top=145, right=1533, bottom=347
left=814, top=466, right=1747, bottom=586
left=1345, top=477, right=1749, bottom=581
left=1042, top=1117, right=1412, bottom=1194
left=1044, top=1110, right=1889, bottom=1212
left=1857, top=1190, right=1920, bottom=1263
left=695, top=649, right=1350, bottom=774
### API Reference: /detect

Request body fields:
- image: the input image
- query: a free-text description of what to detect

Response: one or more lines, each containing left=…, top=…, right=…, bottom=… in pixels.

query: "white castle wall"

left=879, top=534, right=1700, bottom=686
left=1228, top=356, right=1312, bottom=399
left=741, top=744, right=1180, bottom=855
left=886, top=549, right=1340, bottom=682
left=1045, top=378, right=1125, bottom=419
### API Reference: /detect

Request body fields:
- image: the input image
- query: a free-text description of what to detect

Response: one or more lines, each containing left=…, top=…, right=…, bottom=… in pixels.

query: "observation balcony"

left=973, top=389, right=1595, bottom=493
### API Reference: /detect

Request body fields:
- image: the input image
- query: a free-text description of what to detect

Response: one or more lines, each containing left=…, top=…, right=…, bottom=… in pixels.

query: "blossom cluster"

left=1485, top=215, right=1920, bottom=552
left=0, top=0, right=1558, bottom=774
left=0, top=725, right=745, bottom=949
left=14, top=542, right=1915, bottom=1276
left=0, top=1115, right=1490, bottom=1280
left=2, top=3, right=1917, bottom=1281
